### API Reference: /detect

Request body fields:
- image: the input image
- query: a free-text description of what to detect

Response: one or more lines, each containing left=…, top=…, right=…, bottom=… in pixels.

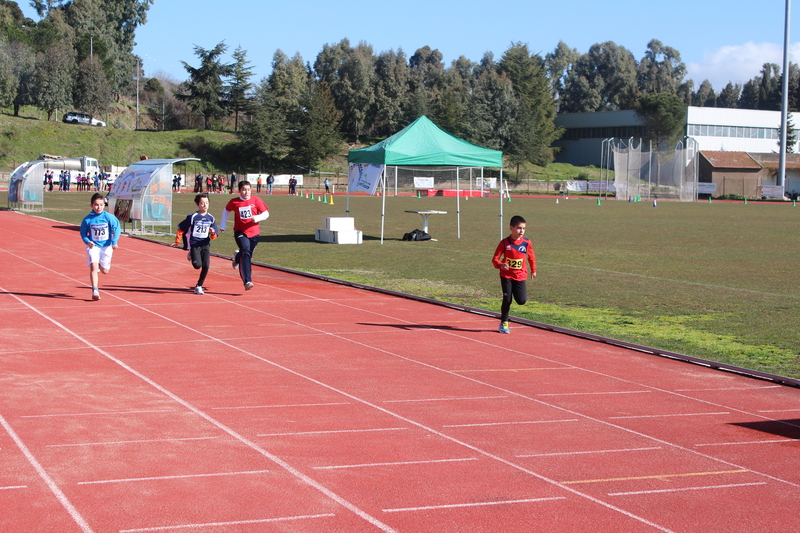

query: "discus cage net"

left=601, top=137, right=699, bottom=201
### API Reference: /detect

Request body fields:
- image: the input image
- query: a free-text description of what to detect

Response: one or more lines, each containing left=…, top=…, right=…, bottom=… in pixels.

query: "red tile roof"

left=700, top=151, right=761, bottom=169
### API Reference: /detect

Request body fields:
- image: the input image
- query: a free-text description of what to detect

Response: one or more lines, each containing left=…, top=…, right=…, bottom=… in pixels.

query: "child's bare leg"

left=89, top=263, right=100, bottom=288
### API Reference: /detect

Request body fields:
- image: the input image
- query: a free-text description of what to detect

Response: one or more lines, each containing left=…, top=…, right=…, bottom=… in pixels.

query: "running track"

left=1, top=209, right=798, bottom=533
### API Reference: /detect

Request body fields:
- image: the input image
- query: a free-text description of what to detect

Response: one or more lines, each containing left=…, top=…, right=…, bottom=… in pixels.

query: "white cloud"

left=686, top=42, right=800, bottom=90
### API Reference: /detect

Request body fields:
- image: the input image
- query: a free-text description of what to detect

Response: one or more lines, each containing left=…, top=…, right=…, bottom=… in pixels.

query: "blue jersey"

left=80, top=210, right=120, bottom=247
left=177, top=212, right=218, bottom=248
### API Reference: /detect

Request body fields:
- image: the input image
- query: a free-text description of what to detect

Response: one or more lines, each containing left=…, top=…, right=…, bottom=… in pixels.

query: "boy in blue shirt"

left=80, top=193, right=121, bottom=301
left=174, top=193, right=218, bottom=294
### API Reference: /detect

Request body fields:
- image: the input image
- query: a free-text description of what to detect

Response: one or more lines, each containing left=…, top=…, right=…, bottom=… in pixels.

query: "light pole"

left=778, top=0, right=791, bottom=187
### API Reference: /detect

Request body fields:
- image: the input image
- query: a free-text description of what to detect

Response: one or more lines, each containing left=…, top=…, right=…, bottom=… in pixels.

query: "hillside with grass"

left=0, top=109, right=238, bottom=173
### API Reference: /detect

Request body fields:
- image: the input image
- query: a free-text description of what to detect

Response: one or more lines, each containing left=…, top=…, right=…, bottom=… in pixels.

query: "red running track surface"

left=0, top=209, right=798, bottom=533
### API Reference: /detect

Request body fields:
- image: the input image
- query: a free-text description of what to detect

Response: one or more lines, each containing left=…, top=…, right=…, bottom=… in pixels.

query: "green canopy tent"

left=347, top=116, right=506, bottom=242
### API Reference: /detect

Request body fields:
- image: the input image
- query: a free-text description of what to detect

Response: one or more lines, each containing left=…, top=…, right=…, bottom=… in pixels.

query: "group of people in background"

left=44, top=170, right=113, bottom=192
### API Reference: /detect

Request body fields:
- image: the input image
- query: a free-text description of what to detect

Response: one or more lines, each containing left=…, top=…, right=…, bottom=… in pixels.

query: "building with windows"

left=553, top=106, right=796, bottom=167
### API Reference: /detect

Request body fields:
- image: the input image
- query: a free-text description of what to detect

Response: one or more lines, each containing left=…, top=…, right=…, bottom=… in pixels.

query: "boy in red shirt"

left=491, top=215, right=536, bottom=333
left=220, top=181, right=269, bottom=290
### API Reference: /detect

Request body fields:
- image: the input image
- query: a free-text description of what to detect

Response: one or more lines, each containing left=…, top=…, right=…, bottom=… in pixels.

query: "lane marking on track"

left=211, top=402, right=350, bottom=410
left=537, top=390, right=652, bottom=397
left=382, top=395, right=507, bottom=403
left=78, top=469, right=272, bottom=485
left=608, top=412, right=730, bottom=419
left=609, top=482, right=768, bottom=497
left=314, top=457, right=479, bottom=470
left=21, top=409, right=175, bottom=418
left=258, top=427, right=408, bottom=437
left=0, top=485, right=28, bottom=490
left=675, top=385, right=782, bottom=392
left=695, top=439, right=800, bottom=447
left=517, top=447, right=662, bottom=458
left=757, top=408, right=800, bottom=413
left=47, top=436, right=219, bottom=448
left=444, top=419, right=579, bottom=428
left=383, top=496, right=566, bottom=513
left=118, top=513, right=337, bottom=533
left=561, top=469, right=749, bottom=485
left=455, top=367, right=572, bottom=372
left=0, top=412, right=95, bottom=533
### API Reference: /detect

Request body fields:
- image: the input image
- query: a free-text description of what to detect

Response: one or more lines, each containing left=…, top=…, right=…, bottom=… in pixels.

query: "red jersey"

left=224, top=195, right=269, bottom=237
left=492, top=236, right=536, bottom=281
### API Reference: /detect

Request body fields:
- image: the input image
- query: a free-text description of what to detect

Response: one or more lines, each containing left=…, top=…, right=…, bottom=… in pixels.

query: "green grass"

left=29, top=191, right=800, bottom=379
left=0, top=112, right=237, bottom=173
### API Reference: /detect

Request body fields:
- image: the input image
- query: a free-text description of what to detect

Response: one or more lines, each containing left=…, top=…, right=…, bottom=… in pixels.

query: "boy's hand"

left=530, top=271, right=536, bottom=279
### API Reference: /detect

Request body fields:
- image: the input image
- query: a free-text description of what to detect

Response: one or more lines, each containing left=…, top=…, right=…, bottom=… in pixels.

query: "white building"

left=553, top=106, right=797, bottom=167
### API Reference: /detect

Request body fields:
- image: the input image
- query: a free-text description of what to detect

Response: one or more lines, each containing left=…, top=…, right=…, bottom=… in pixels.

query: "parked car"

left=62, top=111, right=106, bottom=127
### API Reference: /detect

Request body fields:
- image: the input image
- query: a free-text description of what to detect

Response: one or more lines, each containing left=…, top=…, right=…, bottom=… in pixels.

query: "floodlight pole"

left=778, top=0, right=791, bottom=187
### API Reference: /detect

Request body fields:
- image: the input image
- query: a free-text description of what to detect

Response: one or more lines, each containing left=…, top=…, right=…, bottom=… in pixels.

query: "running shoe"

left=187, top=252, right=191, bottom=261
left=92, top=289, right=100, bottom=301
left=194, top=286, right=204, bottom=295
left=232, top=250, right=239, bottom=269
left=498, top=321, right=510, bottom=334
left=244, top=281, right=254, bottom=291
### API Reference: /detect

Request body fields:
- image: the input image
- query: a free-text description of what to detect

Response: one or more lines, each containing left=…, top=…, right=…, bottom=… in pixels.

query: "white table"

left=405, top=210, right=447, bottom=234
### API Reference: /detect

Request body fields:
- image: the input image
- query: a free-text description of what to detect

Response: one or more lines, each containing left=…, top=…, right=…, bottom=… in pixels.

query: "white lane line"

left=47, top=436, right=219, bottom=448
left=609, top=482, right=768, bottom=497
left=695, top=439, right=800, bottom=447
left=445, top=419, right=578, bottom=428
left=0, top=412, right=95, bottom=533
left=258, top=427, right=408, bottom=437
left=314, top=458, right=479, bottom=470
left=78, top=469, right=271, bottom=485
left=675, top=386, right=782, bottom=392
left=0, top=485, right=28, bottom=490
left=609, top=412, right=730, bottom=420
left=21, top=409, right=175, bottom=418
left=383, top=496, right=566, bottom=513
left=118, top=513, right=336, bottom=532
left=537, top=391, right=652, bottom=397
left=757, top=408, right=800, bottom=413
left=383, top=395, right=507, bottom=403
left=211, top=402, right=349, bottom=410
left=517, top=447, right=662, bottom=458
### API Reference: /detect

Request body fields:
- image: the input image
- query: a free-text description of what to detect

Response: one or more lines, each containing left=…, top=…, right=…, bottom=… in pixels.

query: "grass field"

left=20, top=190, right=800, bottom=379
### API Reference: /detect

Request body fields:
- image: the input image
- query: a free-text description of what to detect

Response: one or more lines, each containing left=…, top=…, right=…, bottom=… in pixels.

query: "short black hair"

left=238, top=180, right=251, bottom=191
left=90, top=193, right=105, bottom=205
left=194, top=193, right=209, bottom=204
left=509, top=215, right=526, bottom=227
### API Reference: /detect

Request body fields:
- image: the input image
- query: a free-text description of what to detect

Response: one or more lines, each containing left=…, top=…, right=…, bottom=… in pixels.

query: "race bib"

left=194, top=222, right=210, bottom=239
left=238, top=205, right=253, bottom=220
left=91, top=222, right=109, bottom=241
left=505, top=258, right=523, bottom=270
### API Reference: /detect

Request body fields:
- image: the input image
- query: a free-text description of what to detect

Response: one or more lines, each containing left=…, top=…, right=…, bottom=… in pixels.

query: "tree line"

left=2, top=0, right=799, bottom=172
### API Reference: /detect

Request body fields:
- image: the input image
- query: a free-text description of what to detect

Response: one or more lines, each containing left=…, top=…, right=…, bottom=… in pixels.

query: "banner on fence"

left=698, top=182, right=717, bottom=195
left=414, top=177, right=434, bottom=189
left=762, top=185, right=784, bottom=198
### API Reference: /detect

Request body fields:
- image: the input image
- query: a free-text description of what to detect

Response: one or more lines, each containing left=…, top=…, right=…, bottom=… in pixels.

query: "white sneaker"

left=232, top=250, right=239, bottom=269
left=194, top=286, right=204, bottom=295
left=92, top=289, right=100, bottom=301
left=244, top=281, right=254, bottom=290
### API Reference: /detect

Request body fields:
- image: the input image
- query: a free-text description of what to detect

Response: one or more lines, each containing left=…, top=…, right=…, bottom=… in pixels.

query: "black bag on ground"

left=402, top=229, right=431, bottom=241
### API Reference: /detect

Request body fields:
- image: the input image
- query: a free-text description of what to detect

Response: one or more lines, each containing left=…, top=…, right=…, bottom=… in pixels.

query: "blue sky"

left=18, top=1, right=800, bottom=90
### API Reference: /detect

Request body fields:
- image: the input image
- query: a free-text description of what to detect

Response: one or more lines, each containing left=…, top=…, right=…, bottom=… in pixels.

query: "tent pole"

left=499, top=168, right=504, bottom=239
left=380, top=168, right=386, bottom=244
left=456, top=167, right=461, bottom=238
left=346, top=163, right=351, bottom=217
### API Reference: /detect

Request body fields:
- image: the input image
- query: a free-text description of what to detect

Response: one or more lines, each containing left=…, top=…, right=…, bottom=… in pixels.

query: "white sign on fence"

left=698, top=182, right=717, bottom=195
left=414, top=177, right=434, bottom=189
left=762, top=185, right=784, bottom=198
